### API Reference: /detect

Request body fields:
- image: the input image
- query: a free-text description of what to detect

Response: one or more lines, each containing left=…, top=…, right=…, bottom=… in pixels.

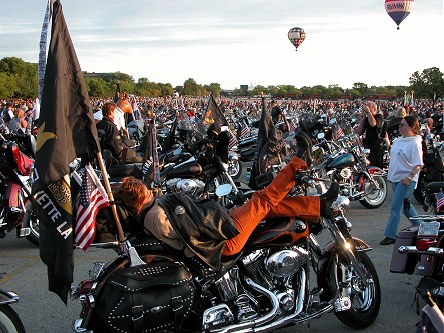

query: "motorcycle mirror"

left=215, top=183, right=232, bottom=197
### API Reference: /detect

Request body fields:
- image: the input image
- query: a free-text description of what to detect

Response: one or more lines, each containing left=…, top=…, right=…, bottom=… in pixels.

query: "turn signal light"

left=416, top=239, right=436, bottom=251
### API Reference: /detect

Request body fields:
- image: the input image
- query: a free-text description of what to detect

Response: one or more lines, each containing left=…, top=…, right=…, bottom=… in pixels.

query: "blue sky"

left=1, top=0, right=443, bottom=90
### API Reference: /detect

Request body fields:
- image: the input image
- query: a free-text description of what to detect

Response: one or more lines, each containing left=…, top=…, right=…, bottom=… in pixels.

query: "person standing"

left=357, top=101, right=384, bottom=168
left=271, top=100, right=283, bottom=124
left=380, top=116, right=423, bottom=245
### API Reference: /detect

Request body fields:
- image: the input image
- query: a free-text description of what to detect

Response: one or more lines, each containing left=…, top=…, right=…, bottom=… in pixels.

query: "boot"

left=320, top=182, right=340, bottom=218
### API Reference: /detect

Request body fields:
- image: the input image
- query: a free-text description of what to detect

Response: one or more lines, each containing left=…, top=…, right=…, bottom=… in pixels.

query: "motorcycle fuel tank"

left=247, top=218, right=308, bottom=249
left=327, top=153, right=355, bottom=169
left=167, top=159, right=203, bottom=178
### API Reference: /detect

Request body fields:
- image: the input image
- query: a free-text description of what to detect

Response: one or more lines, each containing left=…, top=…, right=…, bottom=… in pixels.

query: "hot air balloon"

left=288, top=27, right=306, bottom=51
left=385, top=0, right=414, bottom=30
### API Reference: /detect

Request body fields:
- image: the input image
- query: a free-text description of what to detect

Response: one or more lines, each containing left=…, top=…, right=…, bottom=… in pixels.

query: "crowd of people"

left=0, top=94, right=443, bottom=251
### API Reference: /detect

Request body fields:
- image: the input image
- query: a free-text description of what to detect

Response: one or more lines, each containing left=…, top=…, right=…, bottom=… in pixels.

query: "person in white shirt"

left=380, top=116, right=423, bottom=245
left=115, top=98, right=133, bottom=138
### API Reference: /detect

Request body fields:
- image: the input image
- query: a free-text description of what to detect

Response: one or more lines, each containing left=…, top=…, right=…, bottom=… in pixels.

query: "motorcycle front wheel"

left=319, top=252, right=381, bottom=329
left=0, top=305, right=26, bottom=333
left=359, top=175, right=387, bottom=209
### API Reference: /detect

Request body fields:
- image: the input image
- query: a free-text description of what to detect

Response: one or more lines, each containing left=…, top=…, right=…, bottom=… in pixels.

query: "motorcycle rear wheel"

left=320, top=252, right=381, bottom=329
left=0, top=305, right=26, bottom=333
left=359, top=175, right=387, bottom=209
left=24, top=202, right=39, bottom=246
left=26, top=212, right=39, bottom=246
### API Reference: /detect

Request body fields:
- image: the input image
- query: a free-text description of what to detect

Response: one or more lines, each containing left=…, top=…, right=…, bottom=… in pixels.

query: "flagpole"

left=96, top=151, right=125, bottom=243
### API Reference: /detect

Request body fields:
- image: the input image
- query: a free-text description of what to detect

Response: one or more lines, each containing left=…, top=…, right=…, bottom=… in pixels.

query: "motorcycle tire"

left=319, top=252, right=381, bottom=329
left=0, top=305, right=26, bottom=333
left=359, top=175, right=387, bottom=209
left=26, top=212, right=40, bottom=246
left=24, top=202, right=39, bottom=246
left=228, top=160, right=242, bottom=179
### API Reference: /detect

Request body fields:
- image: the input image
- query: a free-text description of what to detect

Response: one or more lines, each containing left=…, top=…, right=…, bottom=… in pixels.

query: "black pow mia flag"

left=248, top=96, right=284, bottom=190
left=32, top=0, right=100, bottom=304
left=203, top=93, right=228, bottom=126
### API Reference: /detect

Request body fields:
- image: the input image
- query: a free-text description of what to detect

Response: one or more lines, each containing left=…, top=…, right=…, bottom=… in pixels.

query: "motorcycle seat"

left=107, top=163, right=143, bottom=177
left=425, top=182, right=444, bottom=195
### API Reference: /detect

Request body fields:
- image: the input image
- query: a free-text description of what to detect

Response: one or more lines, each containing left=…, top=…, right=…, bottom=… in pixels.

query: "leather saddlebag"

left=95, top=260, right=195, bottom=333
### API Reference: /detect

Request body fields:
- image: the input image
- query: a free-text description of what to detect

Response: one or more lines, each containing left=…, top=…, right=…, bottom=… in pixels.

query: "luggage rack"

left=409, top=215, right=444, bottom=222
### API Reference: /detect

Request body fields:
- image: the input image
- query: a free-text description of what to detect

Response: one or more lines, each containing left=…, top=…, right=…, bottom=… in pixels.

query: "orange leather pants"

left=223, top=157, right=320, bottom=256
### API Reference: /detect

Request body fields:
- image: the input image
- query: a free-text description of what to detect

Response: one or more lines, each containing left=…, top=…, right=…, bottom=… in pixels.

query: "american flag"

left=75, top=164, right=109, bottom=250
left=228, top=131, right=238, bottom=149
left=435, top=191, right=444, bottom=212
left=240, top=119, right=251, bottom=137
left=332, top=123, right=344, bottom=141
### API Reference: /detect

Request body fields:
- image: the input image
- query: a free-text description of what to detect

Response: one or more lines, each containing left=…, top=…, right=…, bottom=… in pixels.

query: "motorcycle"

left=72, top=188, right=381, bottom=333
left=0, top=127, right=39, bottom=245
left=310, top=132, right=388, bottom=209
left=413, top=127, right=444, bottom=205
left=0, top=288, right=26, bottom=333
left=390, top=181, right=444, bottom=309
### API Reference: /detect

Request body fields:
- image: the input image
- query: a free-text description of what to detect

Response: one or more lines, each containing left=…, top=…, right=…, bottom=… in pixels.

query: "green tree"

left=204, top=83, right=221, bottom=96
left=0, top=72, right=17, bottom=98
left=409, top=67, right=444, bottom=108
left=353, top=82, right=369, bottom=97
left=85, top=77, right=108, bottom=97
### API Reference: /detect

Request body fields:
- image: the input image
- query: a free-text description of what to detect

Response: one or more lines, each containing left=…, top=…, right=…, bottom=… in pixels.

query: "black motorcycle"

left=72, top=190, right=381, bottom=333
left=391, top=181, right=444, bottom=308
left=0, top=288, right=26, bottom=333
left=413, top=129, right=444, bottom=205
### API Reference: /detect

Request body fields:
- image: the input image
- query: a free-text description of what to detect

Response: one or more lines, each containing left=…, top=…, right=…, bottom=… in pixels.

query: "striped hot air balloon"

left=288, top=27, right=306, bottom=51
left=385, top=0, right=414, bottom=30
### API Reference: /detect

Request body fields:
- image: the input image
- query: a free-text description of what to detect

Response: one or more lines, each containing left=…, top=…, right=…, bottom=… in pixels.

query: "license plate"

left=418, top=222, right=440, bottom=237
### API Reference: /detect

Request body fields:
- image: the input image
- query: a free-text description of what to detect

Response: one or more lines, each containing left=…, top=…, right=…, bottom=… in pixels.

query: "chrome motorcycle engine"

left=165, top=178, right=205, bottom=192
left=203, top=248, right=309, bottom=331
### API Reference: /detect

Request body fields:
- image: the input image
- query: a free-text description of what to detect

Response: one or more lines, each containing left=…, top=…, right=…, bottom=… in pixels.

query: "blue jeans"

left=384, top=181, right=421, bottom=239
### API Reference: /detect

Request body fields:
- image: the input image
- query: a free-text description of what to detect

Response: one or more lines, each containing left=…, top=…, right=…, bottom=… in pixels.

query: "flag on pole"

left=161, top=116, right=177, bottom=154
left=74, top=164, right=109, bottom=250
left=32, top=0, right=100, bottom=304
left=228, top=131, right=238, bottom=149
left=240, top=119, right=251, bottom=137
left=332, top=123, right=344, bottom=141
left=114, top=82, right=121, bottom=103
left=249, top=95, right=283, bottom=190
left=435, top=191, right=444, bottom=212
left=203, top=93, right=228, bottom=126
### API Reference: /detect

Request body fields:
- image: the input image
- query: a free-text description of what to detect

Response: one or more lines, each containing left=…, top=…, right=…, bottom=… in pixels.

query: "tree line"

left=1, top=57, right=443, bottom=104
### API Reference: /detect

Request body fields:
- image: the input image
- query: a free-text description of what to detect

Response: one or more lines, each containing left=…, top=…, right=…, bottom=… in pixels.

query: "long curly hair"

left=113, top=177, right=151, bottom=218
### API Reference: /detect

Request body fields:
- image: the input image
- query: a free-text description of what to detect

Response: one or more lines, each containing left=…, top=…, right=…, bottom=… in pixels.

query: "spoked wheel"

left=319, top=252, right=381, bottom=329
left=0, top=305, right=26, bottom=333
left=359, top=175, right=387, bottom=209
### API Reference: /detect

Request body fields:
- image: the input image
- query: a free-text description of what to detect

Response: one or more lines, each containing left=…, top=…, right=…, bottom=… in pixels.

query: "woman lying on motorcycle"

left=110, top=156, right=339, bottom=269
